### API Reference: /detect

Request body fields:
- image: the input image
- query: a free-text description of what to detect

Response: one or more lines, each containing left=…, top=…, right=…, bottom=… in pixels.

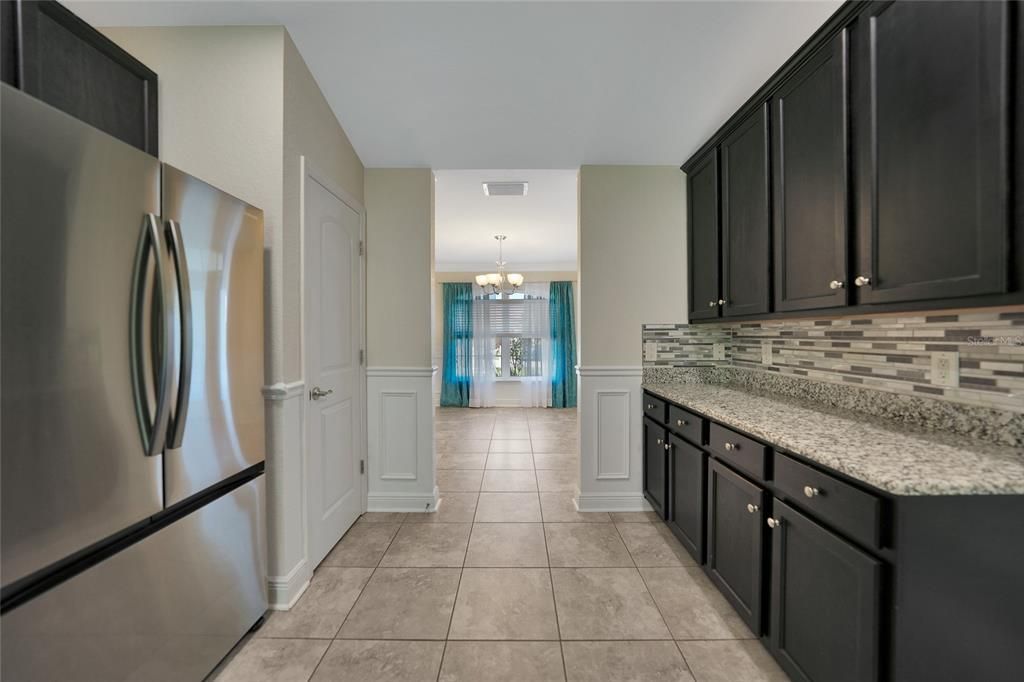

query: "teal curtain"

left=549, top=281, right=577, bottom=408
left=440, top=283, right=473, bottom=407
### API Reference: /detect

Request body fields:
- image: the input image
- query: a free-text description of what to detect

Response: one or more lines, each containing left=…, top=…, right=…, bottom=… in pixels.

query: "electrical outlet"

left=762, top=341, right=773, bottom=366
left=644, top=341, right=658, bottom=362
left=931, top=351, right=960, bottom=388
left=713, top=342, right=726, bottom=361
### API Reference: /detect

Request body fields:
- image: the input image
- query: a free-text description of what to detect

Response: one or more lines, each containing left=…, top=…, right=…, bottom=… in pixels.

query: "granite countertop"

left=643, top=382, right=1024, bottom=496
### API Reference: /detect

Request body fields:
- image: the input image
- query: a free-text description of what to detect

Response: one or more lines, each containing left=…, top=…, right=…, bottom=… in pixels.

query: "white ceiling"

left=434, top=169, right=578, bottom=272
left=69, top=0, right=842, bottom=169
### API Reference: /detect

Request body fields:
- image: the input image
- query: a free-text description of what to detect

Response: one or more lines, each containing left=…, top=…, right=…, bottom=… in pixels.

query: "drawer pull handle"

left=676, top=419, right=686, bottom=426
left=746, top=503, right=758, bottom=514
left=724, top=442, right=739, bottom=451
left=803, top=486, right=820, bottom=498
left=767, top=517, right=781, bottom=529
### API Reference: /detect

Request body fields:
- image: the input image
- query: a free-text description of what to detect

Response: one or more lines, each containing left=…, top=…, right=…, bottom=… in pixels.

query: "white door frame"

left=298, top=155, right=368, bottom=551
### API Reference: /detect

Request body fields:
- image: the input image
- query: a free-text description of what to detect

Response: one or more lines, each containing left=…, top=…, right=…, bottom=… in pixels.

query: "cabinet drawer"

left=643, top=394, right=667, bottom=423
left=708, top=423, right=768, bottom=480
left=774, top=453, right=882, bottom=550
left=668, top=404, right=704, bottom=445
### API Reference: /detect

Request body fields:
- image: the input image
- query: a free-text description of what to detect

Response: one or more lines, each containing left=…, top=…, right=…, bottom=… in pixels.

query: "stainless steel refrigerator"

left=0, top=84, right=268, bottom=681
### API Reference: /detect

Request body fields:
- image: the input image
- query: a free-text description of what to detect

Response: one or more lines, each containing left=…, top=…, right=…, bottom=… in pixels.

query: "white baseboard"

left=575, top=492, right=653, bottom=513
left=367, top=486, right=440, bottom=513
left=267, top=558, right=311, bottom=610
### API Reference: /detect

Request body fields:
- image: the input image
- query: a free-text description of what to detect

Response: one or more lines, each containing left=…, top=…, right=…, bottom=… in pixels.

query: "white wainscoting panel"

left=575, top=366, right=653, bottom=513
left=367, top=367, right=438, bottom=512
left=380, top=391, right=418, bottom=480
left=262, top=380, right=311, bottom=609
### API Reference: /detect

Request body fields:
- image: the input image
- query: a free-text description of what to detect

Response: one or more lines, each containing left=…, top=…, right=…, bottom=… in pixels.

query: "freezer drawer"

left=161, top=165, right=266, bottom=506
left=0, top=476, right=267, bottom=682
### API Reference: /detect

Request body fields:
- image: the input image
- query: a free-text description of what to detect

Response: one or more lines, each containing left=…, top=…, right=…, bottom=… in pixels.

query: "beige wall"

left=102, top=27, right=367, bottom=383
left=366, top=169, right=434, bottom=367
left=103, top=26, right=288, bottom=379
left=578, top=166, right=686, bottom=366
left=282, top=32, right=365, bottom=379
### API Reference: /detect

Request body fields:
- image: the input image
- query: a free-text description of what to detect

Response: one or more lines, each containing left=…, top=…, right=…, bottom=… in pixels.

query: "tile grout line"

left=304, top=520, right=402, bottom=681
left=435, top=418, right=478, bottom=682
left=532, top=422, right=571, bottom=682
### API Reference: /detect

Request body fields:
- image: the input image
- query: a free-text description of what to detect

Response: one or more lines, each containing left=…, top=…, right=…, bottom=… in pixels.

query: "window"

left=474, top=291, right=548, bottom=381
left=493, top=335, right=543, bottom=379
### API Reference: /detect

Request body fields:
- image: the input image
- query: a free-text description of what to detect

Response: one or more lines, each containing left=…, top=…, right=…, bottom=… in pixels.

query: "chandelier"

left=475, top=234, right=524, bottom=296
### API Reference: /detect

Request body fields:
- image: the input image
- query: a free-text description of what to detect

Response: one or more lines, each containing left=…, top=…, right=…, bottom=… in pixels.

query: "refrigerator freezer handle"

left=165, top=219, right=193, bottom=449
left=131, top=213, right=175, bottom=457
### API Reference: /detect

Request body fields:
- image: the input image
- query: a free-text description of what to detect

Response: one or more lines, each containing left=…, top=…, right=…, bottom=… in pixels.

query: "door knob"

left=310, top=386, right=334, bottom=401
left=854, top=275, right=871, bottom=287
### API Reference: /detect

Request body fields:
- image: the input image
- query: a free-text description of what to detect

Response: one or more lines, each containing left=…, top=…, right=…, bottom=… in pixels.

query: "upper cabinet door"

left=688, top=149, right=721, bottom=320
left=853, top=0, right=1010, bottom=304
left=721, top=104, right=771, bottom=317
left=773, top=31, right=849, bottom=312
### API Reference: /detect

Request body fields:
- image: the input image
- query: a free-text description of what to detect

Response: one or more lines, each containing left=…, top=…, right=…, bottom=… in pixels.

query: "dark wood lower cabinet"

left=666, top=434, right=706, bottom=562
left=769, top=500, right=881, bottom=682
left=642, top=418, right=668, bottom=519
left=706, top=458, right=764, bottom=633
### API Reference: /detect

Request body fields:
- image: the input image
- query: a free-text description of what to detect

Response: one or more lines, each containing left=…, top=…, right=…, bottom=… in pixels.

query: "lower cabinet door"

left=706, top=459, right=765, bottom=633
left=769, top=499, right=881, bottom=682
left=667, top=434, right=706, bottom=562
left=643, top=418, right=668, bottom=519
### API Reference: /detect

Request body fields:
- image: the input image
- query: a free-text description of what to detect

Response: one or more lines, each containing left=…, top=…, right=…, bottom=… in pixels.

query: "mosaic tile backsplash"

left=642, top=309, right=1024, bottom=415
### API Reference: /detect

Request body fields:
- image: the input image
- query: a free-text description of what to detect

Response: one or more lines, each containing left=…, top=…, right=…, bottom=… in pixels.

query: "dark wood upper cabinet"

left=688, top=148, right=722, bottom=319
left=773, top=30, right=849, bottom=312
left=721, top=103, right=771, bottom=318
left=643, top=419, right=668, bottom=519
left=706, top=458, right=765, bottom=634
left=770, top=499, right=881, bottom=682
left=2, top=0, right=158, bottom=155
left=852, top=0, right=1010, bottom=305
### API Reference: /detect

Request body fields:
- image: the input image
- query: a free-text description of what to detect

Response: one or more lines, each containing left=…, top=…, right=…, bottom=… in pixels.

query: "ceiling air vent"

left=482, top=181, right=528, bottom=197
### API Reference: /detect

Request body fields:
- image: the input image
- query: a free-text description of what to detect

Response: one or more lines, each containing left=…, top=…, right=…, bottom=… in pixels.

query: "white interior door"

left=304, top=170, right=365, bottom=569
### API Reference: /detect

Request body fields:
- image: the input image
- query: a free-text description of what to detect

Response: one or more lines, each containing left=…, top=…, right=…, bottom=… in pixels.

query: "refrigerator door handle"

left=131, top=213, right=175, bottom=457
left=165, top=219, right=193, bottom=449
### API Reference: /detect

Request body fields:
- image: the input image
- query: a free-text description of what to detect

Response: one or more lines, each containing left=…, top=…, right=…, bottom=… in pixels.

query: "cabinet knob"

left=664, top=443, right=671, bottom=451
left=803, top=486, right=819, bottom=498
left=767, top=517, right=781, bottom=529
left=676, top=419, right=685, bottom=427
left=724, top=442, right=738, bottom=451
left=829, top=280, right=845, bottom=290
left=746, top=503, right=758, bottom=514
left=708, top=300, right=717, bottom=308
left=854, top=275, right=872, bottom=287
left=655, top=438, right=662, bottom=445
left=717, top=299, right=727, bottom=306
left=646, top=403, right=653, bottom=409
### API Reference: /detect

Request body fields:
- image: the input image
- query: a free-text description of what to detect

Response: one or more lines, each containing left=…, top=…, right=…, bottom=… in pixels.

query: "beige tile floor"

left=214, top=407, right=789, bottom=682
